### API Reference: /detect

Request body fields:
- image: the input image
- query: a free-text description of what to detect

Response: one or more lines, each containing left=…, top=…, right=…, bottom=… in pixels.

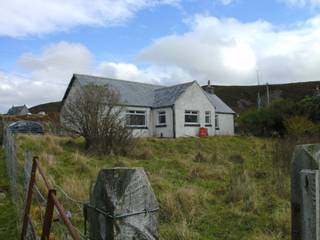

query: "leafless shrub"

left=60, top=83, right=134, bottom=155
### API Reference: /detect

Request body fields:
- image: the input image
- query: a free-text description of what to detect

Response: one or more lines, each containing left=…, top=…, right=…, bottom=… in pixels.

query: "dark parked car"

left=9, top=121, right=44, bottom=134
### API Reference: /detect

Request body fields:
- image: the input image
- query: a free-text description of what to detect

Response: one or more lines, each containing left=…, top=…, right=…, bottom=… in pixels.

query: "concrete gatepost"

left=86, top=168, right=159, bottom=240
left=300, top=170, right=320, bottom=240
left=291, top=144, right=320, bottom=240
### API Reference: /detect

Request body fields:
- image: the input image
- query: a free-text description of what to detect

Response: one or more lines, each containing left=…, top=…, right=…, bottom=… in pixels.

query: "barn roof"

left=65, top=74, right=233, bottom=113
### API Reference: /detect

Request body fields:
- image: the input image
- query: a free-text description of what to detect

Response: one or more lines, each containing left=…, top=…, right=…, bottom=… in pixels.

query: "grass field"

left=2, top=134, right=291, bottom=239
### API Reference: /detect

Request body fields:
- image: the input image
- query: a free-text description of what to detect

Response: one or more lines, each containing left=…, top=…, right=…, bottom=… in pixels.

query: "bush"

left=284, top=116, right=319, bottom=136
left=237, top=107, right=277, bottom=136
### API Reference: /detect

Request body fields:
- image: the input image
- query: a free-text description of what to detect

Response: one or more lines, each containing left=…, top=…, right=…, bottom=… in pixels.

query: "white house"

left=60, top=74, right=235, bottom=137
left=7, top=105, right=30, bottom=116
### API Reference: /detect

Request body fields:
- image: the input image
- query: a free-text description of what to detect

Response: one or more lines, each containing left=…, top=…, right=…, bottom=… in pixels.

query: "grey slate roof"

left=206, top=93, right=235, bottom=114
left=75, top=74, right=161, bottom=107
left=71, top=74, right=233, bottom=113
left=153, top=82, right=194, bottom=108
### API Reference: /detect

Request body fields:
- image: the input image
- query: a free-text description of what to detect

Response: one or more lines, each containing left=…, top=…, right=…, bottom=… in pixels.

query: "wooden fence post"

left=86, top=168, right=159, bottom=240
left=21, top=157, right=37, bottom=240
left=291, top=144, right=320, bottom=240
left=41, top=189, right=56, bottom=240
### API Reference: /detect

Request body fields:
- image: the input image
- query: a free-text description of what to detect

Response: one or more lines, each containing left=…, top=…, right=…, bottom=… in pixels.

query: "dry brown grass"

left=159, top=186, right=206, bottom=225
left=188, top=164, right=228, bottom=181
left=226, top=168, right=258, bottom=212
left=171, top=220, right=200, bottom=240
left=271, top=204, right=291, bottom=238
left=60, top=174, right=90, bottom=201
left=249, top=231, right=282, bottom=240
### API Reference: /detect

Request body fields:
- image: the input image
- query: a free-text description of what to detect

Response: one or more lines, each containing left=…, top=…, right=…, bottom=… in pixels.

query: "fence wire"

left=3, top=129, right=96, bottom=240
left=2, top=128, right=37, bottom=240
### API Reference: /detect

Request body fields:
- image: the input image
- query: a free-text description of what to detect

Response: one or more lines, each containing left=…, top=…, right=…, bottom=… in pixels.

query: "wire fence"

left=3, top=127, right=37, bottom=239
left=2, top=128, right=90, bottom=239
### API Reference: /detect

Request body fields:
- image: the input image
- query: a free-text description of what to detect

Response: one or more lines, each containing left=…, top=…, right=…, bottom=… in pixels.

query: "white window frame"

left=157, top=111, right=166, bottom=125
left=126, top=110, right=147, bottom=127
left=185, top=110, right=199, bottom=124
left=215, top=114, right=220, bottom=130
left=205, top=111, right=211, bottom=125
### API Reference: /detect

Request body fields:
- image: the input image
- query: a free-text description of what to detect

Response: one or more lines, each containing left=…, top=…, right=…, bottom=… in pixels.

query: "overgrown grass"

left=0, top=149, right=19, bottom=239
left=14, top=134, right=292, bottom=240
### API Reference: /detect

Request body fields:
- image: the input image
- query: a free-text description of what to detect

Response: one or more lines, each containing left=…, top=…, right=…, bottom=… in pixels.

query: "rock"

left=88, top=168, right=159, bottom=240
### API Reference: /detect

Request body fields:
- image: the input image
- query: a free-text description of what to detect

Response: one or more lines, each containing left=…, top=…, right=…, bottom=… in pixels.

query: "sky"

left=1, top=0, right=320, bottom=112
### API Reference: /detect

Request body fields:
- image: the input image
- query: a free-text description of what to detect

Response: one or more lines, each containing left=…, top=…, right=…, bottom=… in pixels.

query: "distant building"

left=61, top=74, right=235, bottom=137
left=37, top=111, right=47, bottom=116
left=7, top=105, right=30, bottom=116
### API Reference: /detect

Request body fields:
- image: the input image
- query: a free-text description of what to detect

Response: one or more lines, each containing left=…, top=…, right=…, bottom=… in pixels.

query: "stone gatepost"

left=291, top=144, right=320, bottom=240
left=300, top=169, right=320, bottom=240
left=86, top=168, right=159, bottom=240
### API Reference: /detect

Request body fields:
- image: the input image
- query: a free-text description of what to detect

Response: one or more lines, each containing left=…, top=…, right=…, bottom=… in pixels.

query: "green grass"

left=0, top=150, right=19, bottom=239
left=13, top=134, right=290, bottom=240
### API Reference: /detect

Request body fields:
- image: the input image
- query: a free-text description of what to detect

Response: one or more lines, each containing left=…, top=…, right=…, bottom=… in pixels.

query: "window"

left=126, top=110, right=146, bottom=127
left=158, top=111, right=166, bottom=125
left=185, top=110, right=199, bottom=124
left=205, top=111, right=211, bottom=125
left=215, top=114, right=219, bottom=130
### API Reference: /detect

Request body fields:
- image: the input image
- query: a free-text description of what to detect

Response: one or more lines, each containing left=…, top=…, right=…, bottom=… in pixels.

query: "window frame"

left=215, top=114, right=220, bottom=130
left=157, top=111, right=166, bottom=126
left=184, top=110, right=199, bottom=125
left=126, top=110, right=147, bottom=128
left=205, top=111, right=211, bottom=125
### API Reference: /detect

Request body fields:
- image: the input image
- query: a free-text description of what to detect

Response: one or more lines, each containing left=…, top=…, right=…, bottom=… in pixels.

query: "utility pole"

left=266, top=82, right=270, bottom=105
left=256, top=69, right=261, bottom=109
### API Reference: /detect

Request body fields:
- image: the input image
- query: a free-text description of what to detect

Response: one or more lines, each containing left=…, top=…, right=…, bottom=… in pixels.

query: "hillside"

left=9, top=135, right=291, bottom=240
left=203, top=80, right=320, bottom=113
left=29, top=101, right=61, bottom=122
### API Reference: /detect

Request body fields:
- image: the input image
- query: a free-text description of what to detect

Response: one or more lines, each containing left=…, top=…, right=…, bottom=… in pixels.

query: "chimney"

left=207, top=80, right=214, bottom=94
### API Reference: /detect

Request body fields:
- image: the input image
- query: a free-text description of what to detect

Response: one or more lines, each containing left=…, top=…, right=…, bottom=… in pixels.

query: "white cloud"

left=0, top=41, right=190, bottom=112
left=97, top=62, right=191, bottom=85
left=0, top=41, right=94, bottom=112
left=137, top=14, right=320, bottom=85
left=0, top=0, right=179, bottom=37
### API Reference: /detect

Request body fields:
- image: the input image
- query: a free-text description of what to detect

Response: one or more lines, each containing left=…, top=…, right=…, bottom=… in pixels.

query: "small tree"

left=61, top=83, right=134, bottom=155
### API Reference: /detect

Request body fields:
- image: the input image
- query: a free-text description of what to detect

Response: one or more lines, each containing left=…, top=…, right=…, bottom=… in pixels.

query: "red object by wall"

left=199, top=127, right=208, bottom=137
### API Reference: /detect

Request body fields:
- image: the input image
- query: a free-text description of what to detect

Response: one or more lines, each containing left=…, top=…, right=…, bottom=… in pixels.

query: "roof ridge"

left=74, top=73, right=164, bottom=88
left=155, top=81, right=194, bottom=91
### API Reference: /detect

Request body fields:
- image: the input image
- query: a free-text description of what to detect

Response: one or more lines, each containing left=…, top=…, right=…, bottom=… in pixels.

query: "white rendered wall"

left=215, top=113, right=234, bottom=135
left=174, top=83, right=216, bottom=137
left=152, top=107, right=174, bottom=138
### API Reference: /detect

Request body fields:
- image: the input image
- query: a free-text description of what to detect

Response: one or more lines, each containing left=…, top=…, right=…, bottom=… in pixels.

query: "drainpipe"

left=171, top=105, right=176, bottom=138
